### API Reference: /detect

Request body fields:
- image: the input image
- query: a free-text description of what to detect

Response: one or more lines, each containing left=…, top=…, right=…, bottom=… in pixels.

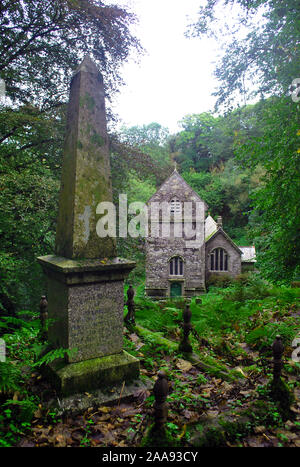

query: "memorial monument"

left=38, top=56, right=139, bottom=398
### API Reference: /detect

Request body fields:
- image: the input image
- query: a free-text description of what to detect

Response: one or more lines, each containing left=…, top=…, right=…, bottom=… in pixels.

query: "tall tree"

left=188, top=0, right=300, bottom=109
left=117, top=122, right=171, bottom=184
left=188, top=0, right=300, bottom=282
left=0, top=0, right=142, bottom=166
left=0, top=0, right=142, bottom=313
left=235, top=97, right=300, bottom=283
left=0, top=0, right=141, bottom=107
left=170, top=112, right=237, bottom=172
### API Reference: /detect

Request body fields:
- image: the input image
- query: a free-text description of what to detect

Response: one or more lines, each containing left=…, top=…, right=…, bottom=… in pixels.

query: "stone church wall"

left=145, top=171, right=206, bottom=298
left=205, top=231, right=241, bottom=280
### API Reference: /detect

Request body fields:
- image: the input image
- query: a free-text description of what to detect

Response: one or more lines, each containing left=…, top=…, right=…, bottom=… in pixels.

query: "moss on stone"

left=190, top=414, right=253, bottom=447
left=134, top=324, right=237, bottom=382
left=91, top=132, right=105, bottom=147
left=37, top=255, right=135, bottom=279
left=193, top=425, right=226, bottom=447
left=79, top=93, right=95, bottom=111
left=47, top=350, right=140, bottom=396
left=269, top=378, right=295, bottom=419
left=140, top=425, right=178, bottom=448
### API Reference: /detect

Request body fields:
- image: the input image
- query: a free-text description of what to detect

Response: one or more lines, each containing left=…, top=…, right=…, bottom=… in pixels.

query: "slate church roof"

left=205, top=215, right=218, bottom=240
left=239, top=246, right=257, bottom=263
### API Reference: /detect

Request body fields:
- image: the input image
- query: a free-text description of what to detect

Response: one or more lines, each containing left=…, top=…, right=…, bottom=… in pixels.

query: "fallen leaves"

left=15, top=312, right=300, bottom=449
left=98, top=406, right=110, bottom=413
left=234, top=366, right=248, bottom=378
left=176, top=358, right=193, bottom=372
left=253, top=425, right=265, bottom=434
left=55, top=434, right=67, bottom=447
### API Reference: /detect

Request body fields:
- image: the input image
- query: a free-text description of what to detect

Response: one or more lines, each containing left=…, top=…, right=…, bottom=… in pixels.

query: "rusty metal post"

left=153, top=370, right=169, bottom=431
left=179, top=303, right=192, bottom=353
left=272, top=335, right=284, bottom=381
left=39, top=295, right=48, bottom=341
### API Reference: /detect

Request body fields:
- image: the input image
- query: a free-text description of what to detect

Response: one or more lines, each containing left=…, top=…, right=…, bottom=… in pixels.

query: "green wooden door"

left=170, top=282, right=182, bottom=297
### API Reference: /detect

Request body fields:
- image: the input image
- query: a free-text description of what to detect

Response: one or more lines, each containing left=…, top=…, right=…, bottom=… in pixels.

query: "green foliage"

left=170, top=113, right=232, bottom=172
left=135, top=299, right=181, bottom=334
left=126, top=172, right=156, bottom=204
left=120, top=122, right=169, bottom=147
left=188, top=0, right=300, bottom=108
left=31, top=347, right=78, bottom=368
left=113, top=122, right=172, bottom=194
left=194, top=425, right=226, bottom=447
left=236, top=97, right=300, bottom=284
left=0, top=312, right=40, bottom=444
left=0, top=166, right=59, bottom=313
left=141, top=423, right=178, bottom=447
left=257, top=379, right=295, bottom=421
left=0, top=0, right=141, bottom=108
left=0, top=362, right=23, bottom=394
left=246, top=321, right=297, bottom=350
left=181, top=157, right=263, bottom=239
left=196, top=374, right=208, bottom=385
left=2, top=397, right=39, bottom=424
left=135, top=277, right=299, bottom=359
left=187, top=0, right=300, bottom=283
left=206, top=273, right=233, bottom=289
left=0, top=0, right=142, bottom=316
left=0, top=309, right=77, bottom=446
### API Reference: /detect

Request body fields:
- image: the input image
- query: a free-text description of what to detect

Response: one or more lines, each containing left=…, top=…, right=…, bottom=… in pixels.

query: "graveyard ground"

left=1, top=274, right=299, bottom=448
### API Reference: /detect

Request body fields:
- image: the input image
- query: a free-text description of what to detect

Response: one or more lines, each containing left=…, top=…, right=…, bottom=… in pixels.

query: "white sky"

left=109, top=0, right=220, bottom=134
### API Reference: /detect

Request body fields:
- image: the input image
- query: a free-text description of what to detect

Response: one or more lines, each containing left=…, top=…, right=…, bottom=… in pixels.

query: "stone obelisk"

left=37, top=56, right=138, bottom=397
left=55, top=56, right=116, bottom=260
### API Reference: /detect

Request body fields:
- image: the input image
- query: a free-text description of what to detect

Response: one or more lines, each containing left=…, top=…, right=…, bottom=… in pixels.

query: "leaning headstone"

left=37, top=56, right=139, bottom=397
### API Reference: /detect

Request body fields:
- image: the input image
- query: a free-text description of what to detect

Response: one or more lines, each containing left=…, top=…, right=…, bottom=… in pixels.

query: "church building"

left=145, top=168, right=255, bottom=298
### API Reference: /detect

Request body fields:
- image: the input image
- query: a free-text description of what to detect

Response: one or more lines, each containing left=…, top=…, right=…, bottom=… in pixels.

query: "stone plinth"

left=38, top=255, right=135, bottom=363
left=46, top=350, right=140, bottom=397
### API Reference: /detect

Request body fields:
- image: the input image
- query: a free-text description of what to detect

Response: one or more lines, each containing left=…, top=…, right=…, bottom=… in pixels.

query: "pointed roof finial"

left=174, top=161, right=177, bottom=172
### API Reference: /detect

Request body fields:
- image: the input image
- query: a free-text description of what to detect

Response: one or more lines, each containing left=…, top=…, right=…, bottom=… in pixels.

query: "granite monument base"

left=37, top=255, right=140, bottom=400
left=37, top=255, right=136, bottom=363
left=46, top=376, right=152, bottom=416
left=45, top=350, right=140, bottom=397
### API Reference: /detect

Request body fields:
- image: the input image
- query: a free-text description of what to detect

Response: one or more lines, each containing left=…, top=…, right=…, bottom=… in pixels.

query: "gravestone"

left=38, top=56, right=139, bottom=397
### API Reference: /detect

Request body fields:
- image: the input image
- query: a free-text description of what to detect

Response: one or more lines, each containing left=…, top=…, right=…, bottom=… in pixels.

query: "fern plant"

left=0, top=361, right=22, bottom=394
left=0, top=308, right=78, bottom=446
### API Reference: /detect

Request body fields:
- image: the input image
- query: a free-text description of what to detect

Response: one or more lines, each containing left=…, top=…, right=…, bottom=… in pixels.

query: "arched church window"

left=210, top=248, right=228, bottom=271
left=170, top=197, right=181, bottom=214
left=169, top=256, right=184, bottom=276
